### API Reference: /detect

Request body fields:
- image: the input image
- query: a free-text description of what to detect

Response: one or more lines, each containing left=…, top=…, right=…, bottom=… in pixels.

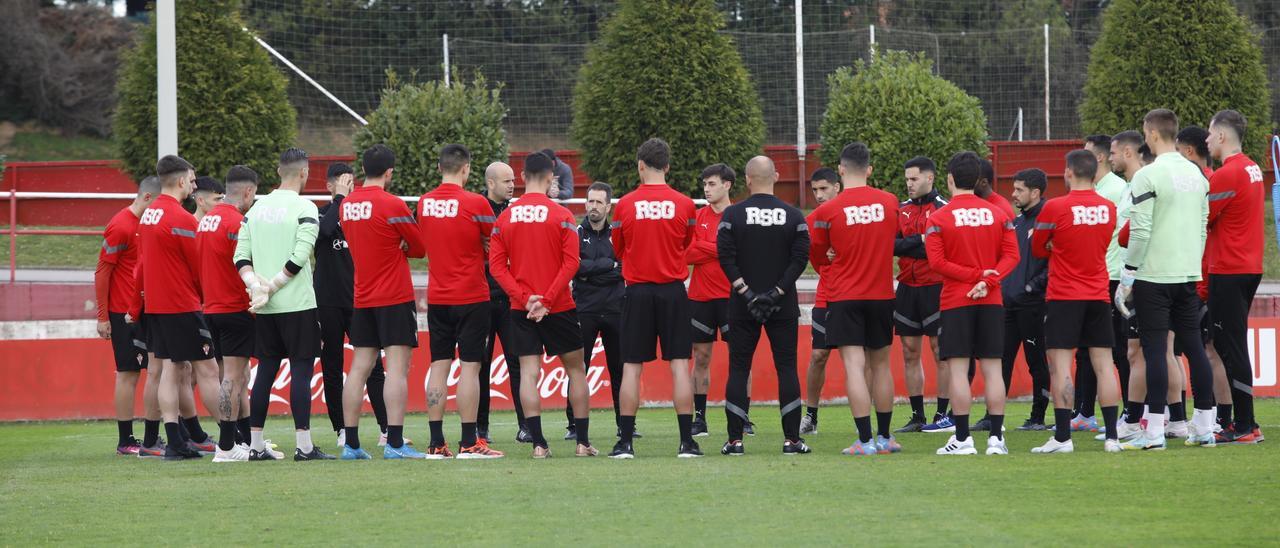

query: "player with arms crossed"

left=800, top=167, right=842, bottom=435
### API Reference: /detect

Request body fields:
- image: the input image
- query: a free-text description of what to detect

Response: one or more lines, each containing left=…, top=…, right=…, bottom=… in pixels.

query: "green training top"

left=233, top=188, right=319, bottom=314
left=1095, top=171, right=1129, bottom=280
left=1124, top=152, right=1208, bottom=284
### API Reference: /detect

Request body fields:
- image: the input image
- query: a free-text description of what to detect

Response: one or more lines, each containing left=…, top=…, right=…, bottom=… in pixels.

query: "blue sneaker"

left=875, top=435, right=902, bottom=453
left=1119, top=433, right=1166, bottom=451
left=1070, top=414, right=1099, bottom=432
left=841, top=439, right=879, bottom=456
left=384, top=444, right=428, bottom=459
left=340, top=445, right=371, bottom=460
left=921, top=415, right=955, bottom=433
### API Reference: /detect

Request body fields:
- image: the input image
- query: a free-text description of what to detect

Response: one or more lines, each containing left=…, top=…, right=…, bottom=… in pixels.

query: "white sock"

left=1191, top=408, right=1215, bottom=433
left=250, top=430, right=265, bottom=452
left=296, top=430, right=313, bottom=453
left=1143, top=410, right=1166, bottom=439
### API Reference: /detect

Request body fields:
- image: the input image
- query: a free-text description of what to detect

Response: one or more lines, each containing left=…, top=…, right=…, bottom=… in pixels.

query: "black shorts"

left=427, top=302, right=490, bottom=362
left=826, top=299, right=894, bottom=349
left=938, top=305, right=1004, bottom=360
left=894, top=283, right=942, bottom=337
left=147, top=311, right=214, bottom=362
left=621, top=282, right=693, bottom=363
left=810, top=307, right=836, bottom=350
left=205, top=311, right=255, bottom=359
left=691, top=299, right=730, bottom=343
left=255, top=309, right=321, bottom=361
left=1044, top=300, right=1114, bottom=350
left=509, top=309, right=582, bottom=357
left=350, top=301, right=419, bottom=349
left=108, top=312, right=148, bottom=372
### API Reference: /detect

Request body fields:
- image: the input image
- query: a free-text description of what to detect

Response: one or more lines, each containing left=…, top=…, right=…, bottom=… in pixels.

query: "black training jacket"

left=1001, top=199, right=1049, bottom=309
left=314, top=195, right=355, bottom=308
left=716, top=193, right=810, bottom=320
left=573, top=218, right=624, bottom=315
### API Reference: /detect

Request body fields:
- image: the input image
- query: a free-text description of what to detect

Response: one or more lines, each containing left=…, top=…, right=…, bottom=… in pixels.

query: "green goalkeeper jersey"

left=233, top=188, right=319, bottom=314
left=1124, top=152, right=1208, bottom=284
left=1095, top=171, right=1129, bottom=280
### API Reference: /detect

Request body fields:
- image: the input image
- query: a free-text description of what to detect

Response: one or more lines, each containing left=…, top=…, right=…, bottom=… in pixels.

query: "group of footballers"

left=96, top=106, right=1264, bottom=461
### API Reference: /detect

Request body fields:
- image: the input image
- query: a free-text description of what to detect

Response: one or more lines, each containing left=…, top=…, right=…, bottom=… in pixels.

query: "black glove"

left=747, top=288, right=783, bottom=324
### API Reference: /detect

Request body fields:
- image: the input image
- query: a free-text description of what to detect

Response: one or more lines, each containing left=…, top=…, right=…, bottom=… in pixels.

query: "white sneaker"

left=1104, top=439, right=1122, bottom=453
left=1031, top=437, right=1074, bottom=454
left=212, top=444, right=251, bottom=462
left=799, top=414, right=818, bottom=435
left=985, top=436, right=1008, bottom=455
left=336, top=429, right=346, bottom=448
left=1165, top=420, right=1189, bottom=439
left=936, top=435, right=977, bottom=455
left=1097, top=421, right=1141, bottom=442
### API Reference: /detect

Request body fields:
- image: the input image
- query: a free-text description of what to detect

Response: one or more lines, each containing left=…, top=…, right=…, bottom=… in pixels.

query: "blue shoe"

left=841, top=439, right=879, bottom=456
left=384, top=444, right=428, bottom=459
left=921, top=415, right=955, bottom=433
left=1070, top=414, right=1099, bottom=432
left=875, top=435, right=902, bottom=453
left=340, top=445, right=371, bottom=460
left=1119, top=433, right=1166, bottom=451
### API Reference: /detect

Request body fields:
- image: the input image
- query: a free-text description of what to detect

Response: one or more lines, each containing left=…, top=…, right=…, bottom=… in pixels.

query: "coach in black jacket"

left=995, top=168, right=1051, bottom=430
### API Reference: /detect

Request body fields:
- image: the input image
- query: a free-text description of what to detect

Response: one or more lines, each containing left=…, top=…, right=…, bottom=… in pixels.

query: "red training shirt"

left=805, top=210, right=829, bottom=308
left=197, top=202, right=249, bottom=314
left=686, top=205, right=730, bottom=301
left=612, top=183, right=696, bottom=285
left=96, top=207, right=141, bottom=320
left=488, top=192, right=580, bottom=313
left=808, top=186, right=899, bottom=302
left=1030, top=190, right=1116, bottom=302
left=985, top=192, right=1015, bottom=220
left=924, top=194, right=1019, bottom=310
left=417, top=184, right=495, bottom=305
left=137, top=194, right=203, bottom=314
left=1207, top=153, right=1264, bottom=275
left=339, top=185, right=427, bottom=308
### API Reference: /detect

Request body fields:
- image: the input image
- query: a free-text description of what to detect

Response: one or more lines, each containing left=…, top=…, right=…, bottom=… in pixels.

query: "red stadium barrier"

left=3, top=318, right=1278, bottom=421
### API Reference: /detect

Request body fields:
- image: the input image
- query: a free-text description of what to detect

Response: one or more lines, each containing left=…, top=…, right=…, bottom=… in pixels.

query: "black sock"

left=677, top=414, right=693, bottom=443
left=429, top=420, right=444, bottom=447
left=954, top=414, right=970, bottom=442
left=575, top=417, right=590, bottom=446
left=345, top=426, right=360, bottom=449
left=1101, top=406, right=1119, bottom=441
left=143, top=419, right=160, bottom=447
left=876, top=411, right=892, bottom=439
left=1054, top=408, right=1072, bottom=442
left=217, top=421, right=236, bottom=451
left=1125, top=401, right=1143, bottom=424
left=163, top=422, right=183, bottom=447
left=117, top=420, right=133, bottom=446
left=526, top=416, right=547, bottom=448
left=236, top=417, right=251, bottom=445
left=909, top=395, right=925, bottom=419
left=806, top=406, right=819, bottom=421
left=461, top=422, right=477, bottom=447
left=177, top=419, right=191, bottom=442
left=1217, top=403, right=1233, bottom=424
left=989, top=414, right=1004, bottom=440
left=694, top=394, right=707, bottom=417
left=619, top=415, right=636, bottom=444
left=854, top=415, right=873, bottom=443
left=180, top=416, right=207, bottom=443
left=387, top=425, right=404, bottom=448
left=1168, top=401, right=1187, bottom=422
left=936, top=398, right=950, bottom=418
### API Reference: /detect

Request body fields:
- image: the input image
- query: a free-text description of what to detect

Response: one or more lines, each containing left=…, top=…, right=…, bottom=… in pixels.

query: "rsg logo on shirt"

left=745, top=207, right=787, bottom=226
left=139, top=209, right=165, bottom=225
left=197, top=215, right=222, bottom=232
left=952, top=208, right=995, bottom=227
left=635, top=200, right=676, bottom=220
left=341, top=201, right=373, bottom=221
left=1246, top=165, right=1264, bottom=183
left=251, top=206, right=288, bottom=224
left=510, top=204, right=549, bottom=223
left=1071, top=205, right=1110, bottom=226
left=843, top=204, right=885, bottom=225
left=420, top=198, right=460, bottom=219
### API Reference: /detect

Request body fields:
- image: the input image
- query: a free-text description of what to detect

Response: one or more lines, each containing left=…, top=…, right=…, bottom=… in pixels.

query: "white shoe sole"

left=937, top=449, right=977, bottom=455
left=924, top=427, right=956, bottom=433
left=677, top=453, right=702, bottom=458
left=609, top=453, right=634, bottom=459
left=456, top=453, right=503, bottom=459
left=986, top=448, right=1008, bottom=455
left=693, top=432, right=710, bottom=437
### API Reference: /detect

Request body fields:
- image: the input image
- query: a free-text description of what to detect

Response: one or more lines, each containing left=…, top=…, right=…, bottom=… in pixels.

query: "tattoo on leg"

left=218, top=379, right=233, bottom=421
left=427, top=389, right=444, bottom=408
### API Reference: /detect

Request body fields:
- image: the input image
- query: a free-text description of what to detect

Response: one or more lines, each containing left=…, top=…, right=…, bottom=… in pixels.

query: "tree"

left=571, top=0, right=765, bottom=195
left=819, top=50, right=988, bottom=197
left=352, top=69, right=507, bottom=196
left=1080, top=0, right=1272, bottom=159
left=114, top=0, right=296, bottom=184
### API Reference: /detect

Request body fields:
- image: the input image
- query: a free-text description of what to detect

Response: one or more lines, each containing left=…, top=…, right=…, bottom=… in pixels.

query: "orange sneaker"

left=425, top=443, right=455, bottom=460
left=457, top=439, right=504, bottom=459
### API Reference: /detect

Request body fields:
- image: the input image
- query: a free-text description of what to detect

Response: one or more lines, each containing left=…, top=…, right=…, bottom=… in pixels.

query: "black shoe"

left=564, top=427, right=577, bottom=441
left=248, top=448, right=280, bottom=461
left=893, top=415, right=926, bottom=433
left=783, top=438, right=811, bottom=455
left=1017, top=419, right=1048, bottom=431
left=608, top=440, right=634, bottom=459
left=678, top=439, right=703, bottom=458
left=616, top=427, right=643, bottom=439
left=721, top=439, right=744, bottom=456
left=972, top=416, right=992, bottom=431
left=163, top=441, right=202, bottom=461
left=743, top=420, right=756, bottom=437
left=691, top=415, right=709, bottom=437
left=516, top=428, right=534, bottom=444
left=294, top=447, right=336, bottom=461
left=477, top=429, right=492, bottom=443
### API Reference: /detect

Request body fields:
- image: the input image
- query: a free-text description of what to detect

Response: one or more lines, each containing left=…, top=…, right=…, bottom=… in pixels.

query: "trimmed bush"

left=571, top=0, right=765, bottom=195
left=114, top=0, right=296, bottom=184
left=1080, top=0, right=1273, bottom=159
left=352, top=70, right=507, bottom=195
left=819, top=50, right=989, bottom=197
